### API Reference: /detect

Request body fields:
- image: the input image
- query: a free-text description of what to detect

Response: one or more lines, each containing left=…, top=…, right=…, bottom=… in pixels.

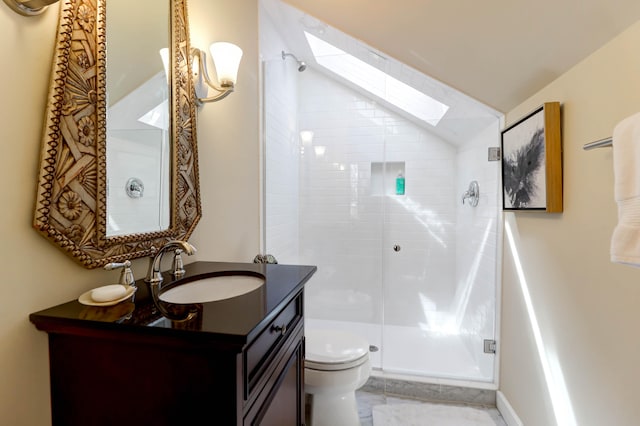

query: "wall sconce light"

left=192, top=42, right=243, bottom=104
left=2, top=0, right=58, bottom=16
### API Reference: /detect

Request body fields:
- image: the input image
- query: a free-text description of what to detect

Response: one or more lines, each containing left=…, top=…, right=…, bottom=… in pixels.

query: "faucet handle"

left=104, top=260, right=136, bottom=287
left=172, top=249, right=186, bottom=278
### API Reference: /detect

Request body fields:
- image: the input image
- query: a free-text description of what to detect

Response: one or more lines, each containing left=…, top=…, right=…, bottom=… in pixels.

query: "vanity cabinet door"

left=245, top=293, right=302, bottom=398
left=244, top=325, right=304, bottom=426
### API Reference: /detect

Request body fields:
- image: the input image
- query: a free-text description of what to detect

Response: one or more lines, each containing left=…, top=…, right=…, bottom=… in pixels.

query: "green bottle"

left=396, top=172, right=405, bottom=195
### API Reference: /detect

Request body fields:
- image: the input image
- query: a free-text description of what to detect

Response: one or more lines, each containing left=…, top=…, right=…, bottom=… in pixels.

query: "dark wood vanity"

left=30, top=262, right=316, bottom=426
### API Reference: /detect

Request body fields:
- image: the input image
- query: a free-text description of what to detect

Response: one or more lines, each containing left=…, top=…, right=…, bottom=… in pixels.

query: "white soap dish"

left=78, top=285, right=137, bottom=307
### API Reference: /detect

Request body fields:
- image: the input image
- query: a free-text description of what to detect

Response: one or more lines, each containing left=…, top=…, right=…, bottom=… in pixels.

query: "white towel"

left=611, top=111, right=640, bottom=266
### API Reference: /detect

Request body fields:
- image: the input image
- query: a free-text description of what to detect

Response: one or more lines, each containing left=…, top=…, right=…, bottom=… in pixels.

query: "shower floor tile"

left=356, top=389, right=507, bottom=426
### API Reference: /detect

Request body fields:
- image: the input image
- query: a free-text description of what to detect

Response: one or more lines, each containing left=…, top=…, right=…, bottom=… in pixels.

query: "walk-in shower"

left=261, top=0, right=503, bottom=388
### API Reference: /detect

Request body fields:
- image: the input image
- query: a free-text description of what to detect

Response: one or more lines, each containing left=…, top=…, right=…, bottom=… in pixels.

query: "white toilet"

left=304, top=329, right=371, bottom=426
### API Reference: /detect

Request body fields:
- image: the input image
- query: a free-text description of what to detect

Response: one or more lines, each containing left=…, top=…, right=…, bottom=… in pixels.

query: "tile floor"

left=356, top=389, right=508, bottom=426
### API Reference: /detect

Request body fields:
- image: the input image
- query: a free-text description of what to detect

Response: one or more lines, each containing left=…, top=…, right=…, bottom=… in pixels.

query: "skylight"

left=304, top=32, right=449, bottom=126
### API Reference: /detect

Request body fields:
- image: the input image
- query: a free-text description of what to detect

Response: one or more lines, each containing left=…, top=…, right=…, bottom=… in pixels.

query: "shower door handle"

left=393, top=245, right=401, bottom=252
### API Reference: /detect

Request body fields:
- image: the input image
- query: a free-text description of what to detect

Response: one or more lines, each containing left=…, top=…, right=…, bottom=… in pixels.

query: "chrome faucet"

left=145, top=240, right=197, bottom=286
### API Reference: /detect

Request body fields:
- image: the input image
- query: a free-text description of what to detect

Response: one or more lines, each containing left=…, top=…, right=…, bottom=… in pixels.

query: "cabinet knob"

left=271, top=324, right=287, bottom=335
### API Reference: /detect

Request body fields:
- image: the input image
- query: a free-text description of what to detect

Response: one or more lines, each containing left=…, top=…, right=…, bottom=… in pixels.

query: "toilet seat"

left=305, top=329, right=369, bottom=371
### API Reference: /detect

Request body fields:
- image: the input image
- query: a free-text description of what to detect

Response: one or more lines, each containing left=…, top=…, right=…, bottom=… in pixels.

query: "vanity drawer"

left=245, top=293, right=302, bottom=396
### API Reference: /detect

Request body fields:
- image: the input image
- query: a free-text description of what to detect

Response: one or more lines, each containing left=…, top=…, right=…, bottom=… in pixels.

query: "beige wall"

left=0, top=1, right=259, bottom=425
left=1, top=4, right=96, bottom=426
left=186, top=0, right=261, bottom=262
left=5, top=0, right=640, bottom=424
left=501, top=20, right=640, bottom=426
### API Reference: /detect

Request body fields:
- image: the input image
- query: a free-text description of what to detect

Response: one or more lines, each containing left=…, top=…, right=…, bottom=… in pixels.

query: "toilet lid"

left=305, top=329, right=369, bottom=370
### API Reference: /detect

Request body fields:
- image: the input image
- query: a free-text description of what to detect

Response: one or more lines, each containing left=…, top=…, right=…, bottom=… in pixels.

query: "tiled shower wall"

left=107, top=130, right=168, bottom=235
left=106, top=74, right=170, bottom=236
left=264, top=66, right=501, bottom=321
left=296, top=70, right=459, bottom=327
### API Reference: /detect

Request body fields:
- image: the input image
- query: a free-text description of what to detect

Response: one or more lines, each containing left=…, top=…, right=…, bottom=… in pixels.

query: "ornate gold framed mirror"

left=33, top=0, right=201, bottom=268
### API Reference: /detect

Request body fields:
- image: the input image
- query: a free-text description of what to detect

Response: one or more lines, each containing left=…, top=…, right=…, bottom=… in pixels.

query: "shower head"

left=282, top=50, right=307, bottom=72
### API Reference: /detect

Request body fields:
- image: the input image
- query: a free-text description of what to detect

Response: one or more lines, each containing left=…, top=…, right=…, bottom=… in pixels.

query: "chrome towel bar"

left=583, top=137, right=612, bottom=150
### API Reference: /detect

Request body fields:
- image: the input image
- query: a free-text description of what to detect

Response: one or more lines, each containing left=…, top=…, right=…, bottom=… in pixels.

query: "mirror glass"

left=33, top=0, right=201, bottom=268
left=105, top=0, right=170, bottom=236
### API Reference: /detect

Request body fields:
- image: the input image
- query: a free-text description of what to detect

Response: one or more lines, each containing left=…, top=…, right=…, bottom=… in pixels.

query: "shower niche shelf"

left=371, top=161, right=405, bottom=196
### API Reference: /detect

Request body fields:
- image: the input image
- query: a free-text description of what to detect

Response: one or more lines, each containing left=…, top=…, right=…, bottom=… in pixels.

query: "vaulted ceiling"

left=282, top=0, right=640, bottom=113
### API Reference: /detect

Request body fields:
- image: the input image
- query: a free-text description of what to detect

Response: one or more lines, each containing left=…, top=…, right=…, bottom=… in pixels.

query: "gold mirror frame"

left=33, top=0, right=201, bottom=269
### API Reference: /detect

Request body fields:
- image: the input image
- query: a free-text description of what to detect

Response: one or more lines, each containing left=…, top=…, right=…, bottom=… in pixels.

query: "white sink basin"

left=159, top=274, right=265, bottom=304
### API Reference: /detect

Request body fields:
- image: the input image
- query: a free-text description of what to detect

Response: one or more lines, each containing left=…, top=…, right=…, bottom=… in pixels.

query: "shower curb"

left=361, top=376, right=497, bottom=407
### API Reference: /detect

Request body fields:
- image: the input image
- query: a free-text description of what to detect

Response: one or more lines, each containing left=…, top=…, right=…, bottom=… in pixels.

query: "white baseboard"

left=496, top=391, right=523, bottom=426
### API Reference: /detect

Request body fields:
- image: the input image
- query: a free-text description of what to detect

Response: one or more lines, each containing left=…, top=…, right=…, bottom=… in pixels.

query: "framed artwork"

left=501, top=102, right=562, bottom=212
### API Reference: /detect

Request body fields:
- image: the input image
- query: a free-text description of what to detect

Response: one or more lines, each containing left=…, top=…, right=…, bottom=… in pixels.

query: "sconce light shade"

left=2, top=0, right=59, bottom=16
left=192, top=41, right=243, bottom=104
left=209, top=42, right=243, bottom=87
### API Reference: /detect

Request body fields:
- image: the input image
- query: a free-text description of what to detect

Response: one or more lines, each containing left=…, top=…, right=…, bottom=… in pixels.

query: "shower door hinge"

left=488, top=147, right=501, bottom=161
left=484, top=339, right=497, bottom=354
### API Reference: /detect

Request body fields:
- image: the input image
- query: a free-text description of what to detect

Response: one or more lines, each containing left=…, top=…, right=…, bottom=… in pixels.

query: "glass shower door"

left=380, top=129, right=498, bottom=382
left=295, top=70, right=387, bottom=368
left=263, top=59, right=386, bottom=367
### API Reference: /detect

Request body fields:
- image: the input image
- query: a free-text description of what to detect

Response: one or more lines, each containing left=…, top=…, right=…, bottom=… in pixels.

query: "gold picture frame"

left=501, top=102, right=563, bottom=213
